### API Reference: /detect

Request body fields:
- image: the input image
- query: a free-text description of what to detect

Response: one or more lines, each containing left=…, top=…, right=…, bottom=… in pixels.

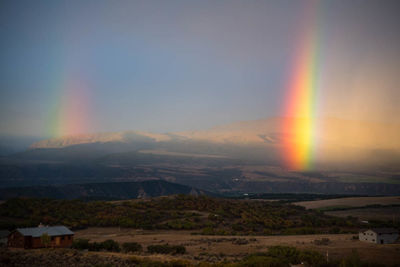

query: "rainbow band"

left=47, top=75, right=91, bottom=137
left=282, top=1, right=320, bottom=170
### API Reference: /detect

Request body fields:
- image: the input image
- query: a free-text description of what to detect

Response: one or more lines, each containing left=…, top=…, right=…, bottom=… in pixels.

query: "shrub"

left=232, top=238, right=249, bottom=245
left=88, top=242, right=102, bottom=251
left=329, top=226, right=341, bottom=234
left=101, top=239, right=120, bottom=252
left=73, top=239, right=120, bottom=252
left=147, top=244, right=186, bottom=255
left=313, top=238, right=331, bottom=245
left=298, top=249, right=326, bottom=266
left=267, top=246, right=300, bottom=264
left=238, top=254, right=288, bottom=267
left=40, top=233, right=51, bottom=248
left=71, top=238, right=90, bottom=250
left=122, top=242, right=142, bottom=253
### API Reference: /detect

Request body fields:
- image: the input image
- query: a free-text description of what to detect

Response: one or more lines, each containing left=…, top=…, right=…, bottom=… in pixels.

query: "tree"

left=41, top=233, right=51, bottom=248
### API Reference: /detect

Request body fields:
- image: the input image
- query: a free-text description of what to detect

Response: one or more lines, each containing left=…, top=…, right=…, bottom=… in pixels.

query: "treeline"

left=0, top=195, right=359, bottom=235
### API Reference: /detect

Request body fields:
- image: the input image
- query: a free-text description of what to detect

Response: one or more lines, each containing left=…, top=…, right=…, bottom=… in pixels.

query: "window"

left=61, top=236, right=64, bottom=240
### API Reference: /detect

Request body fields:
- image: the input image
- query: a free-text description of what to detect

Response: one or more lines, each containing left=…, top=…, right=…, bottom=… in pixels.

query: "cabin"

left=359, top=228, right=399, bottom=244
left=8, top=225, right=74, bottom=249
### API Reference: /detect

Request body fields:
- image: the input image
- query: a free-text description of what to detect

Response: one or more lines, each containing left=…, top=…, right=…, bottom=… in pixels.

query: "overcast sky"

left=1, top=0, right=399, bottom=137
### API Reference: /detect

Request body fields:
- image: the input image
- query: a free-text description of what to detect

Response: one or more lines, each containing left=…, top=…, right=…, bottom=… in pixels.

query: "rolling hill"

left=0, top=180, right=212, bottom=200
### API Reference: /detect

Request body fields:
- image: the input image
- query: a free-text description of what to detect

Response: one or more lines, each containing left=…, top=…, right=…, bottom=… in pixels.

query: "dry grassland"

left=75, top=228, right=400, bottom=265
left=326, top=206, right=400, bottom=221
left=295, top=196, right=400, bottom=209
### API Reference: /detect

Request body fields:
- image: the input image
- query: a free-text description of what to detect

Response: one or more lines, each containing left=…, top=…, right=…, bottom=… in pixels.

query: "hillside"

left=0, top=180, right=211, bottom=200
left=0, top=195, right=359, bottom=234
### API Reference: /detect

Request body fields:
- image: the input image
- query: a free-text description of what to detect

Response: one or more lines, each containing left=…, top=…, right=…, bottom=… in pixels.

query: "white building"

left=359, top=228, right=399, bottom=244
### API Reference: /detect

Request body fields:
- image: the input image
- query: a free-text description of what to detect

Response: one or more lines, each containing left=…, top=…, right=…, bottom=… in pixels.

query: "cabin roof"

left=16, top=226, right=73, bottom=237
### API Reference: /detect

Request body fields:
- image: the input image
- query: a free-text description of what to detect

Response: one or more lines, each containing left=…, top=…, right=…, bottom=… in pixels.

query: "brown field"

left=75, top=228, right=400, bottom=265
left=326, top=206, right=400, bottom=221
left=294, top=196, right=400, bottom=209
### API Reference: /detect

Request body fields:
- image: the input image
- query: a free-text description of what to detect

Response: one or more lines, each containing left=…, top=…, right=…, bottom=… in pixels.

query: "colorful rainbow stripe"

left=47, top=76, right=91, bottom=137
left=281, top=2, right=321, bottom=171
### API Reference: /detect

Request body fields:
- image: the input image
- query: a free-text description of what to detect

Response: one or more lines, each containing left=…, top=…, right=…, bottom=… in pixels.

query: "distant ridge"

left=30, top=117, right=400, bottom=150
left=0, top=180, right=215, bottom=200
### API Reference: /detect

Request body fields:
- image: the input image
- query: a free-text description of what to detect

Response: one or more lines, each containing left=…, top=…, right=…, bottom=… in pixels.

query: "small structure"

left=8, top=225, right=74, bottom=249
left=359, top=228, right=399, bottom=244
left=0, top=230, right=10, bottom=246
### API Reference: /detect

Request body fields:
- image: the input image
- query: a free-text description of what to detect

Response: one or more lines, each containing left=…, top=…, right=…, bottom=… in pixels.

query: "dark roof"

left=16, top=226, right=74, bottom=237
left=363, top=228, right=399, bottom=234
left=0, top=230, right=10, bottom=238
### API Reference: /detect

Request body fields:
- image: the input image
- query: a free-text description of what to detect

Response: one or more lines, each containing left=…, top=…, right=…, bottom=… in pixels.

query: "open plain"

left=295, top=196, right=400, bottom=210
left=75, top=228, right=400, bottom=265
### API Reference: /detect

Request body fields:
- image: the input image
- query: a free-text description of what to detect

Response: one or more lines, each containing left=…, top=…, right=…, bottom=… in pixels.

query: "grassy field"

left=326, top=206, right=400, bottom=221
left=75, top=228, right=400, bottom=265
left=294, top=196, right=400, bottom=210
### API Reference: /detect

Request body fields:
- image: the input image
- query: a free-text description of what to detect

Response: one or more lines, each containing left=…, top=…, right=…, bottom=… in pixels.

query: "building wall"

left=31, top=235, right=74, bottom=248
left=359, top=230, right=399, bottom=244
left=359, top=230, right=378, bottom=243
left=8, top=231, right=27, bottom=248
left=377, top=233, right=399, bottom=244
left=8, top=232, right=74, bottom=249
left=51, top=234, right=74, bottom=248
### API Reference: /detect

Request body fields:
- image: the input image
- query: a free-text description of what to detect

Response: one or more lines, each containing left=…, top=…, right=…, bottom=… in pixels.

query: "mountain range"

left=1, top=117, right=399, bottom=195
left=28, top=117, right=400, bottom=167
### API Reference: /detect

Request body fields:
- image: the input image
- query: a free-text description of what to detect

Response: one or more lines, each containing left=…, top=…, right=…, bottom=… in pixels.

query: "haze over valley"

left=1, top=117, right=399, bottom=197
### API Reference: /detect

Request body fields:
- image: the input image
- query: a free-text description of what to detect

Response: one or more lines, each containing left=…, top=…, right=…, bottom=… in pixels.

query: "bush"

left=238, top=254, right=288, bottom=267
left=241, top=247, right=327, bottom=267
left=313, top=238, right=331, bottom=245
left=88, top=242, right=102, bottom=251
left=73, top=239, right=120, bottom=252
left=298, top=249, right=326, bottom=266
left=101, top=239, right=120, bottom=252
left=232, top=238, right=249, bottom=245
left=267, top=246, right=300, bottom=264
left=71, top=238, right=90, bottom=250
left=329, top=226, right=341, bottom=234
left=147, top=244, right=186, bottom=255
left=122, top=242, right=142, bottom=253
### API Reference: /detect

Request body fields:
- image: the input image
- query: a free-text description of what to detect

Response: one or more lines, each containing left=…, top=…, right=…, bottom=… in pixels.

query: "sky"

left=0, top=0, right=399, bottom=138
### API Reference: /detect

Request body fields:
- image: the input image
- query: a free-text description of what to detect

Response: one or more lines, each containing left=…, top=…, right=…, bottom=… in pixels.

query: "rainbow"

left=47, top=75, right=92, bottom=137
left=281, top=1, right=321, bottom=171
